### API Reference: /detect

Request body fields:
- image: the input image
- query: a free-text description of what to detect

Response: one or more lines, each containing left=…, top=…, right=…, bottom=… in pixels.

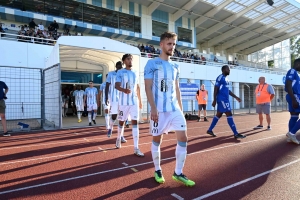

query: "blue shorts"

left=286, top=94, right=300, bottom=113
left=217, top=100, right=231, bottom=113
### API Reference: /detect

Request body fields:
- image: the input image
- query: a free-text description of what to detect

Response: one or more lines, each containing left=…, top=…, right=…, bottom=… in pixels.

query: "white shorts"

left=110, top=102, right=119, bottom=115
left=150, top=109, right=186, bottom=136
left=76, top=104, right=84, bottom=111
left=118, top=105, right=139, bottom=121
left=87, top=104, right=97, bottom=111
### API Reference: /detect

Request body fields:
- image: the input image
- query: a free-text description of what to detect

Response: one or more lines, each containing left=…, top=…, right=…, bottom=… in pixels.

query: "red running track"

left=1, top=112, right=300, bottom=200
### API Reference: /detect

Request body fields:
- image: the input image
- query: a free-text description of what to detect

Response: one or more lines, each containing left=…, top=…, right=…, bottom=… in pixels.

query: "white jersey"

left=84, top=87, right=98, bottom=105
left=144, top=57, right=181, bottom=112
left=116, top=68, right=139, bottom=106
left=100, top=82, right=107, bottom=104
left=73, top=90, right=84, bottom=106
left=106, top=71, right=119, bottom=103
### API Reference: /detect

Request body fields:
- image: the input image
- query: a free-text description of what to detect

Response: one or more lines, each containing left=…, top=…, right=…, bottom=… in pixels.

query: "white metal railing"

left=0, top=32, right=57, bottom=45
left=140, top=52, right=286, bottom=75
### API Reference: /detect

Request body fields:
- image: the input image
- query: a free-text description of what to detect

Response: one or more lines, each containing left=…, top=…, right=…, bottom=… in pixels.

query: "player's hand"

left=212, top=100, right=216, bottom=107
left=151, top=108, right=159, bottom=123
left=235, top=97, right=241, bottom=102
left=139, top=102, right=143, bottom=109
left=292, top=99, right=299, bottom=109
left=123, top=89, right=131, bottom=94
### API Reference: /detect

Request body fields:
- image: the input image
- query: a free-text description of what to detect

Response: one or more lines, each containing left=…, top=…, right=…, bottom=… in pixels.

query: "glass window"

left=64, top=0, right=83, bottom=21
left=178, top=27, right=192, bottom=43
left=0, top=0, right=23, bottom=10
left=152, top=20, right=168, bottom=37
left=84, top=4, right=102, bottom=25
left=93, top=73, right=103, bottom=84
left=119, top=12, right=134, bottom=32
left=45, top=0, right=65, bottom=18
left=22, top=0, right=44, bottom=13
left=134, top=16, right=141, bottom=33
left=102, top=9, right=118, bottom=28
left=61, top=71, right=92, bottom=83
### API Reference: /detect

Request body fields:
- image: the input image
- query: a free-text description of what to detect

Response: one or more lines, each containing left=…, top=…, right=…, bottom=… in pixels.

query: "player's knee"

left=176, top=131, right=187, bottom=142
left=152, top=140, right=161, bottom=146
left=131, top=120, right=138, bottom=125
left=153, top=135, right=162, bottom=144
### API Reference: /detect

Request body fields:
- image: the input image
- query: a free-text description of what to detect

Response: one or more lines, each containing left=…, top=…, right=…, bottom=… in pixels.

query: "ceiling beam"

left=115, top=0, right=126, bottom=8
left=211, top=3, right=288, bottom=47
left=241, top=30, right=300, bottom=54
left=172, top=0, right=199, bottom=21
left=194, top=0, right=234, bottom=27
left=147, top=0, right=164, bottom=15
left=268, top=21, right=300, bottom=37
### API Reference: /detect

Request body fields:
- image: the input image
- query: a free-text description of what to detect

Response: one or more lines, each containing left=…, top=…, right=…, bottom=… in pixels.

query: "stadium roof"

left=131, top=0, right=300, bottom=54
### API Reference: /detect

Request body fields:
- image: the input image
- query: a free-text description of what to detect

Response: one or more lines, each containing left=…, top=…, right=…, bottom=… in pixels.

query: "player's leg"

left=286, top=94, right=300, bottom=144
left=87, top=105, right=92, bottom=125
left=64, top=104, right=68, bottom=117
left=103, top=103, right=110, bottom=129
left=76, top=104, right=82, bottom=122
left=171, top=111, right=195, bottom=187
left=92, top=103, right=97, bottom=124
left=203, top=104, right=208, bottom=121
left=125, top=119, right=129, bottom=128
left=116, top=106, right=128, bottom=148
left=0, top=100, right=9, bottom=136
left=207, top=103, right=224, bottom=137
left=265, top=104, right=271, bottom=130
left=130, top=105, right=144, bottom=157
left=224, top=109, right=246, bottom=139
left=197, top=104, right=201, bottom=122
left=107, top=102, right=118, bottom=138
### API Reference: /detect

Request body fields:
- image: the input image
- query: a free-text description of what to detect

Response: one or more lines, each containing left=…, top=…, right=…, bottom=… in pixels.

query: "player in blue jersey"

left=206, top=65, right=246, bottom=139
left=73, top=85, right=85, bottom=123
left=144, top=32, right=195, bottom=187
left=115, top=54, right=144, bottom=157
left=105, top=61, right=126, bottom=142
left=99, top=75, right=110, bottom=129
left=84, top=80, right=99, bottom=126
left=285, top=58, right=300, bottom=144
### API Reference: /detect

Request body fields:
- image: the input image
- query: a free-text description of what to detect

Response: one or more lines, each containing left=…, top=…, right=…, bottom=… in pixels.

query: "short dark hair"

left=89, top=80, right=93, bottom=83
left=221, top=65, right=229, bottom=71
left=294, top=58, right=300, bottom=66
left=116, top=61, right=122, bottom=66
left=122, top=54, right=132, bottom=61
left=105, top=74, right=108, bottom=77
left=160, top=31, right=177, bottom=42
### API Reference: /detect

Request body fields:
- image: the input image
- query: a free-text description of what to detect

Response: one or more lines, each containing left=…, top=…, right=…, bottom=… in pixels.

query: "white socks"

left=105, top=114, right=110, bottom=129
left=88, top=113, right=92, bottom=122
left=132, top=125, right=139, bottom=149
left=175, top=142, right=187, bottom=175
left=117, top=124, right=124, bottom=140
left=151, top=141, right=161, bottom=171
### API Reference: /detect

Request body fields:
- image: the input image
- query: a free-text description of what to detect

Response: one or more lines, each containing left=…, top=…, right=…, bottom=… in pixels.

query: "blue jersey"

left=100, top=82, right=107, bottom=104
left=106, top=71, right=119, bottom=103
left=144, top=57, right=181, bottom=112
left=116, top=69, right=139, bottom=106
left=84, top=87, right=98, bottom=105
left=285, top=69, right=300, bottom=95
left=215, top=74, right=230, bottom=102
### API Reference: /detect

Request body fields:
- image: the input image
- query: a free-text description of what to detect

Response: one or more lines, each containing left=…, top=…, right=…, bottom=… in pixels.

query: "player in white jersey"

left=105, top=61, right=125, bottom=140
left=84, top=80, right=99, bottom=126
left=144, top=32, right=195, bottom=186
left=73, top=85, right=85, bottom=123
left=99, top=74, right=110, bottom=129
left=115, top=54, right=144, bottom=157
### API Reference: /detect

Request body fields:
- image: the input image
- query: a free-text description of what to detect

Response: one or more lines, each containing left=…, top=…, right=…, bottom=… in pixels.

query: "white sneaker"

left=121, top=136, right=127, bottom=143
left=286, top=133, right=292, bottom=142
left=286, top=132, right=299, bottom=144
left=116, top=139, right=121, bottom=149
left=134, top=148, right=144, bottom=157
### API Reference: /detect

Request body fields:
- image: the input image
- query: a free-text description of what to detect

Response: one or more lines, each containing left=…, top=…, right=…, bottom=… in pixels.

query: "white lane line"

left=0, top=134, right=287, bottom=195
left=0, top=122, right=287, bottom=151
left=171, top=193, right=184, bottom=200
left=192, top=158, right=300, bottom=200
left=0, top=127, right=286, bottom=166
left=84, top=138, right=89, bottom=142
left=122, top=162, right=128, bottom=166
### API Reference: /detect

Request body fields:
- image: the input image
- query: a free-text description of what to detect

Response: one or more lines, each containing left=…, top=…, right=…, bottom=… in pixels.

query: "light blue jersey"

left=215, top=74, right=230, bottom=102
left=84, top=87, right=98, bottom=105
left=100, top=82, right=107, bottom=104
left=144, top=57, right=181, bottom=112
left=106, top=71, right=119, bottom=103
left=73, top=90, right=85, bottom=106
left=116, top=68, right=138, bottom=106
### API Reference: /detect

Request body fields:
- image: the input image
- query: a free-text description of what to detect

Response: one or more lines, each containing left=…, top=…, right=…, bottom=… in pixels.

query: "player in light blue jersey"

left=105, top=61, right=124, bottom=139
left=144, top=32, right=195, bottom=187
left=115, top=54, right=144, bottom=157
left=285, top=58, right=300, bottom=144
left=84, top=80, right=99, bottom=126
left=99, top=75, right=110, bottom=129
left=207, top=65, right=245, bottom=139
left=73, top=85, right=85, bottom=123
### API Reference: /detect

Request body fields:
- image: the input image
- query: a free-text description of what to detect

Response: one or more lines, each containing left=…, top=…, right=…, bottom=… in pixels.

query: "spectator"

left=214, top=55, right=218, bottom=62
left=50, top=20, right=59, bottom=30
left=38, top=22, right=44, bottom=31
left=29, top=19, right=38, bottom=30
left=0, top=81, right=9, bottom=136
left=201, top=55, right=206, bottom=65
left=0, top=24, right=5, bottom=37
left=17, top=26, right=26, bottom=41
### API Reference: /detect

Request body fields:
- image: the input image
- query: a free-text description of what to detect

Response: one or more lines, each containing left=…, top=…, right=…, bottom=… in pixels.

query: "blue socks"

left=208, top=116, right=219, bottom=131
left=289, top=115, right=298, bottom=132
left=290, top=119, right=300, bottom=135
left=227, top=116, right=238, bottom=135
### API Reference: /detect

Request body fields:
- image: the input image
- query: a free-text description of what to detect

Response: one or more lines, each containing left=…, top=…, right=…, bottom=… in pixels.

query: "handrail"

left=0, top=32, right=57, bottom=45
